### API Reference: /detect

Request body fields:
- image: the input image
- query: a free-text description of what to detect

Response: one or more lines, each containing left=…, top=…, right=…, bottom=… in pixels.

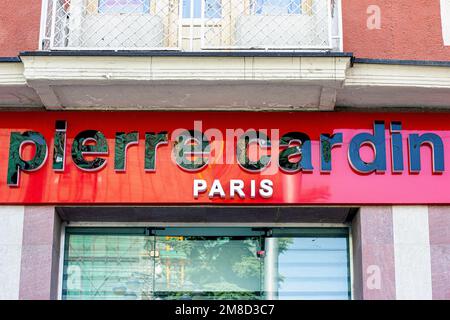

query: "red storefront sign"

left=0, top=112, right=448, bottom=204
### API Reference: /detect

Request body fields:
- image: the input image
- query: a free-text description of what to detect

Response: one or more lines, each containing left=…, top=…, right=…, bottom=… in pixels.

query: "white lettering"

left=259, top=179, right=274, bottom=198
left=208, top=179, right=226, bottom=198
left=194, top=179, right=274, bottom=200
left=193, top=179, right=207, bottom=198
left=230, top=179, right=245, bottom=199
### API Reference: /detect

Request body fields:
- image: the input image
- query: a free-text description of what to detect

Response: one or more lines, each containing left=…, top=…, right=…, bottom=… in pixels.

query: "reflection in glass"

left=62, top=232, right=155, bottom=300
left=182, top=0, right=222, bottom=19
left=98, top=0, right=150, bottom=14
left=62, top=227, right=350, bottom=300
left=154, top=236, right=262, bottom=299
left=277, top=237, right=350, bottom=299
left=251, top=0, right=302, bottom=15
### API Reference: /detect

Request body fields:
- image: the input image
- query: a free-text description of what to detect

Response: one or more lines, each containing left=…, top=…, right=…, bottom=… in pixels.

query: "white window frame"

left=39, top=0, right=50, bottom=50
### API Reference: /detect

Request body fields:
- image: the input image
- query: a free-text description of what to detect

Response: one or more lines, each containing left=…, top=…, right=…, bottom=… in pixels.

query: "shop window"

left=441, top=0, right=450, bottom=45
left=98, top=0, right=151, bottom=14
left=182, top=0, right=222, bottom=19
left=62, top=227, right=350, bottom=300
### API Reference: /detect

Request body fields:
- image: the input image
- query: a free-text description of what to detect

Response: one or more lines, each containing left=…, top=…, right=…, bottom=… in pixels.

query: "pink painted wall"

left=0, top=0, right=42, bottom=57
left=428, top=206, right=450, bottom=300
left=342, top=0, right=450, bottom=61
left=19, top=206, right=61, bottom=300
left=352, top=207, right=396, bottom=300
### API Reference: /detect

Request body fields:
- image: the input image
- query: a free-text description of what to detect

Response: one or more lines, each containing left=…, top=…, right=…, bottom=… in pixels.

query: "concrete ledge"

left=20, top=55, right=350, bottom=110
left=0, top=62, right=26, bottom=85
left=346, top=63, right=450, bottom=88
left=2, top=53, right=450, bottom=110
left=21, top=55, right=350, bottom=82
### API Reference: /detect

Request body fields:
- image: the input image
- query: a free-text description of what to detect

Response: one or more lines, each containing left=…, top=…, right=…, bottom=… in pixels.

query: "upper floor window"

left=251, top=0, right=302, bottom=15
left=98, top=0, right=150, bottom=14
left=41, top=0, right=340, bottom=51
left=441, top=0, right=450, bottom=45
left=182, top=0, right=222, bottom=19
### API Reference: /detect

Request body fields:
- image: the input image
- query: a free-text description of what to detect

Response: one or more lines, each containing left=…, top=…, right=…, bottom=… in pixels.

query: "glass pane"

left=275, top=235, right=350, bottom=300
left=183, top=0, right=222, bottom=19
left=153, top=236, right=263, bottom=299
left=62, top=227, right=350, bottom=300
left=98, top=0, right=150, bottom=14
left=62, top=232, right=155, bottom=300
left=252, top=0, right=302, bottom=15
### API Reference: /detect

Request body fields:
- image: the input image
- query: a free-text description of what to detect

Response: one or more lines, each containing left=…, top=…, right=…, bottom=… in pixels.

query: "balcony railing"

left=40, top=0, right=342, bottom=51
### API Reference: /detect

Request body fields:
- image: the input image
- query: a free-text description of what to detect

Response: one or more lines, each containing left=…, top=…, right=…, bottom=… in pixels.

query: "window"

left=98, top=0, right=150, bottom=14
left=182, top=0, right=222, bottom=19
left=441, top=0, right=450, bottom=45
left=62, top=227, right=351, bottom=300
left=251, top=0, right=302, bottom=15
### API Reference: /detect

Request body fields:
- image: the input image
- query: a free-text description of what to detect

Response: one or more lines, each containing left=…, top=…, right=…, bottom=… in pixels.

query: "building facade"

left=0, top=0, right=449, bottom=300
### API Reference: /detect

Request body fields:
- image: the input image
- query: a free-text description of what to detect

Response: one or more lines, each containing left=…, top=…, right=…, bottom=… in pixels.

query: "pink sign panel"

left=0, top=111, right=448, bottom=204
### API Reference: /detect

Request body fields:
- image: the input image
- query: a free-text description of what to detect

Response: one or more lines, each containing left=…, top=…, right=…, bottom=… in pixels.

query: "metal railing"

left=40, top=0, right=342, bottom=51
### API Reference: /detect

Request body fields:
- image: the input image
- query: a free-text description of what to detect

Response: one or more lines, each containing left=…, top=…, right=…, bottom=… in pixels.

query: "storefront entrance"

left=62, top=227, right=350, bottom=300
